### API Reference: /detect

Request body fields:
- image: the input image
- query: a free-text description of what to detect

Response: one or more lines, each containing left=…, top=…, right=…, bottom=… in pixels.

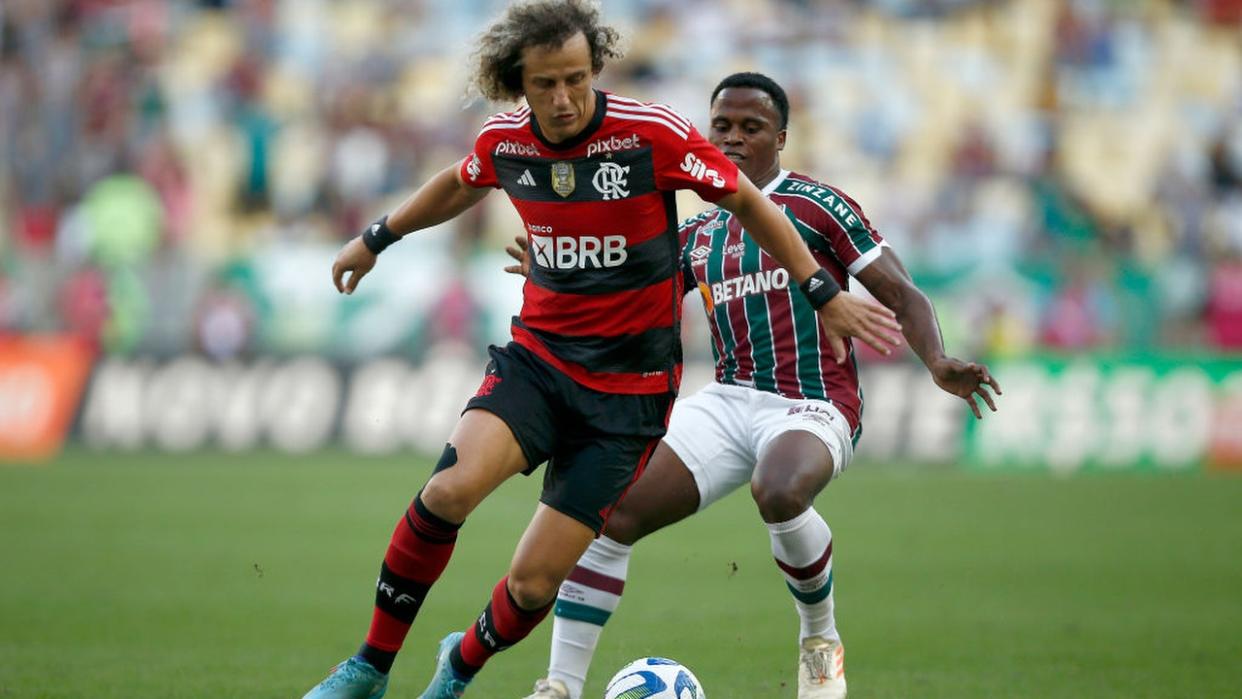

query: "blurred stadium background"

left=1, top=1, right=1240, bottom=697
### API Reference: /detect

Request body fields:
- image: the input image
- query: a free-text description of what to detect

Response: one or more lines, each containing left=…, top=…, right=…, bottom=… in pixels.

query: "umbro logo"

left=517, top=169, right=536, bottom=187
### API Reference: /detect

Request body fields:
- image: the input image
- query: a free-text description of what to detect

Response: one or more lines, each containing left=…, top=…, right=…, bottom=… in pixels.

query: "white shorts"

left=662, top=382, right=855, bottom=512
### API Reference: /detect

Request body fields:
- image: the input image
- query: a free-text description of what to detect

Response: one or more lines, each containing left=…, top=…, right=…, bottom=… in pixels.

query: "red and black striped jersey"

left=679, top=170, right=887, bottom=438
left=460, top=90, right=739, bottom=394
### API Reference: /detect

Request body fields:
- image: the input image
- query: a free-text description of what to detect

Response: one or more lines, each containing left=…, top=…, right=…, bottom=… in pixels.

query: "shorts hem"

left=777, top=424, right=851, bottom=479
left=660, top=433, right=716, bottom=513
left=539, top=495, right=605, bottom=535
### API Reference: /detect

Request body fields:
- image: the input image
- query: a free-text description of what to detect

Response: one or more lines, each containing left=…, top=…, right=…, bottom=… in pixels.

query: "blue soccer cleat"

left=417, top=631, right=473, bottom=698
left=302, top=656, right=388, bottom=699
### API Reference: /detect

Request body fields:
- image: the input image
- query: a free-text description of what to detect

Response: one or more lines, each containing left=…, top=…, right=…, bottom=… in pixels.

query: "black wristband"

left=361, top=215, right=400, bottom=255
left=798, top=269, right=842, bottom=309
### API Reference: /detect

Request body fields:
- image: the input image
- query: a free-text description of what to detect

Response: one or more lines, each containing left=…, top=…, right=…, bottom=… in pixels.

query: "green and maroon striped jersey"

left=679, top=170, right=886, bottom=437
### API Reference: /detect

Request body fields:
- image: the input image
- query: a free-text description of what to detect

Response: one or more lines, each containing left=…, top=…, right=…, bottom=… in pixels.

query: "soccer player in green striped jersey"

left=511, top=72, right=1001, bottom=699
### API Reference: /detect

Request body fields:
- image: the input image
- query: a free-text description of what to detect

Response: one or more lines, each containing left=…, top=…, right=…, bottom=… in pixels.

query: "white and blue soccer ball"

left=604, top=657, right=705, bottom=699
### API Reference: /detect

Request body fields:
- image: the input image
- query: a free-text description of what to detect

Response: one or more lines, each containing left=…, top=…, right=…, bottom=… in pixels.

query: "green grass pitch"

left=1, top=450, right=1240, bottom=698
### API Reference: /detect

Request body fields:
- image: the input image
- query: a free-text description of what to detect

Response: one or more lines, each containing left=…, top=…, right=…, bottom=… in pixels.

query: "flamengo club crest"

left=551, top=161, right=575, bottom=197
left=592, top=162, right=630, bottom=200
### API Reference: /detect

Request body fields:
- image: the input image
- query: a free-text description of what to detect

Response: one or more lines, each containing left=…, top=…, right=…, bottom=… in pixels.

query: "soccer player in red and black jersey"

left=513, top=73, right=1002, bottom=699
left=303, top=3, right=902, bottom=698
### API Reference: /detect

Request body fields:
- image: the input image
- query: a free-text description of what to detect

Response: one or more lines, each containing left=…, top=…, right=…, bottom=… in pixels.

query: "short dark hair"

left=470, top=0, right=624, bottom=102
left=710, top=72, right=790, bottom=130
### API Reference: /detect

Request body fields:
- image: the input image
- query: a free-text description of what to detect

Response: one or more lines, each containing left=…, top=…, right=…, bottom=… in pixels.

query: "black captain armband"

left=798, top=269, right=842, bottom=310
left=361, top=215, right=401, bottom=255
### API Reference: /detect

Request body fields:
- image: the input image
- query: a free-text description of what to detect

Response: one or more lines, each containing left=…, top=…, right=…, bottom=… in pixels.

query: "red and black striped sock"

left=359, top=492, right=460, bottom=673
left=449, top=576, right=553, bottom=677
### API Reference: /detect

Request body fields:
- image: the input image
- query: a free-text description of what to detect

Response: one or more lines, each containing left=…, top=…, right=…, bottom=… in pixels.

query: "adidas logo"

left=517, top=169, right=536, bottom=187
left=806, top=277, right=824, bottom=292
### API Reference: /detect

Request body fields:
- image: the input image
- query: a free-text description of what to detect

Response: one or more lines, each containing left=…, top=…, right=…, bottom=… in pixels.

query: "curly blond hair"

left=469, top=0, right=624, bottom=103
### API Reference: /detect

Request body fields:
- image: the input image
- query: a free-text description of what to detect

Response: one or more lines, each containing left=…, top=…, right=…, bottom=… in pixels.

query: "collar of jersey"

left=529, top=89, right=609, bottom=152
left=760, top=169, right=790, bottom=196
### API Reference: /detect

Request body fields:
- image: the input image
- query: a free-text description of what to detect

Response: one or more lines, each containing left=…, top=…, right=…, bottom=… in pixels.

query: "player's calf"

left=452, top=577, right=554, bottom=677
left=359, top=492, right=462, bottom=673
left=767, top=508, right=841, bottom=645
left=544, top=536, right=632, bottom=698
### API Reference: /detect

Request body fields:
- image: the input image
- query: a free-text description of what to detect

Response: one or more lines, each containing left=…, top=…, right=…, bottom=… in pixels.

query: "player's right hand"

left=816, top=292, right=903, bottom=363
left=504, top=235, right=530, bottom=277
left=331, top=236, right=378, bottom=294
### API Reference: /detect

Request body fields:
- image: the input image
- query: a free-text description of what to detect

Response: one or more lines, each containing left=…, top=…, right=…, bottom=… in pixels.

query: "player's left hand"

left=930, top=357, right=1002, bottom=419
left=504, top=235, right=530, bottom=277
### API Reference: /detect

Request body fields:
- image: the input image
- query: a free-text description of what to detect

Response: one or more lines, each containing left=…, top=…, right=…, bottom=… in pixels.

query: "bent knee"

left=751, top=480, right=812, bottom=523
left=506, top=571, right=560, bottom=610
left=419, top=476, right=478, bottom=524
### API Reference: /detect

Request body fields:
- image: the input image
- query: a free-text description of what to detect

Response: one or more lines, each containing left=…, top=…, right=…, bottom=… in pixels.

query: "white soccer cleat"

left=798, top=636, right=847, bottom=699
left=522, top=678, right=570, bottom=699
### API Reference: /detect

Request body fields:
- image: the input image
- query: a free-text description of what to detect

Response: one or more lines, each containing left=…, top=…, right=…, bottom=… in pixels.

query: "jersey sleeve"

left=810, top=186, right=887, bottom=276
left=652, top=124, right=739, bottom=202
left=458, top=132, right=500, bottom=189
left=678, top=220, right=697, bottom=296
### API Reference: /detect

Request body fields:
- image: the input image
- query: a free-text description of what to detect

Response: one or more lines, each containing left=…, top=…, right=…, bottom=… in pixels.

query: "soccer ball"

left=604, top=657, right=705, bottom=699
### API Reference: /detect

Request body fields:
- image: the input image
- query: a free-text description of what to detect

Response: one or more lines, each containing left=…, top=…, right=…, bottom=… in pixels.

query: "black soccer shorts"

left=464, top=342, right=674, bottom=533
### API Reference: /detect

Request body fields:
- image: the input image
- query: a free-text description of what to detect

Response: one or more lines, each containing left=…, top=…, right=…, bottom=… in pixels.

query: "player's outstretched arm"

left=715, top=175, right=902, bottom=363
left=332, top=164, right=490, bottom=294
left=855, top=248, right=1002, bottom=418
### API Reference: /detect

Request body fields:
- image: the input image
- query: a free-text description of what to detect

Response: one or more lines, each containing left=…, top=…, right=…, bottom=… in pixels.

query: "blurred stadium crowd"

left=2, top=0, right=1241, bottom=364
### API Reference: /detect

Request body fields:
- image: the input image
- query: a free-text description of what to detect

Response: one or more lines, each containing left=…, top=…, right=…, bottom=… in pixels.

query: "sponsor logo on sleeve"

left=785, top=181, right=861, bottom=228
left=466, top=154, right=482, bottom=181
left=680, top=152, right=726, bottom=188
